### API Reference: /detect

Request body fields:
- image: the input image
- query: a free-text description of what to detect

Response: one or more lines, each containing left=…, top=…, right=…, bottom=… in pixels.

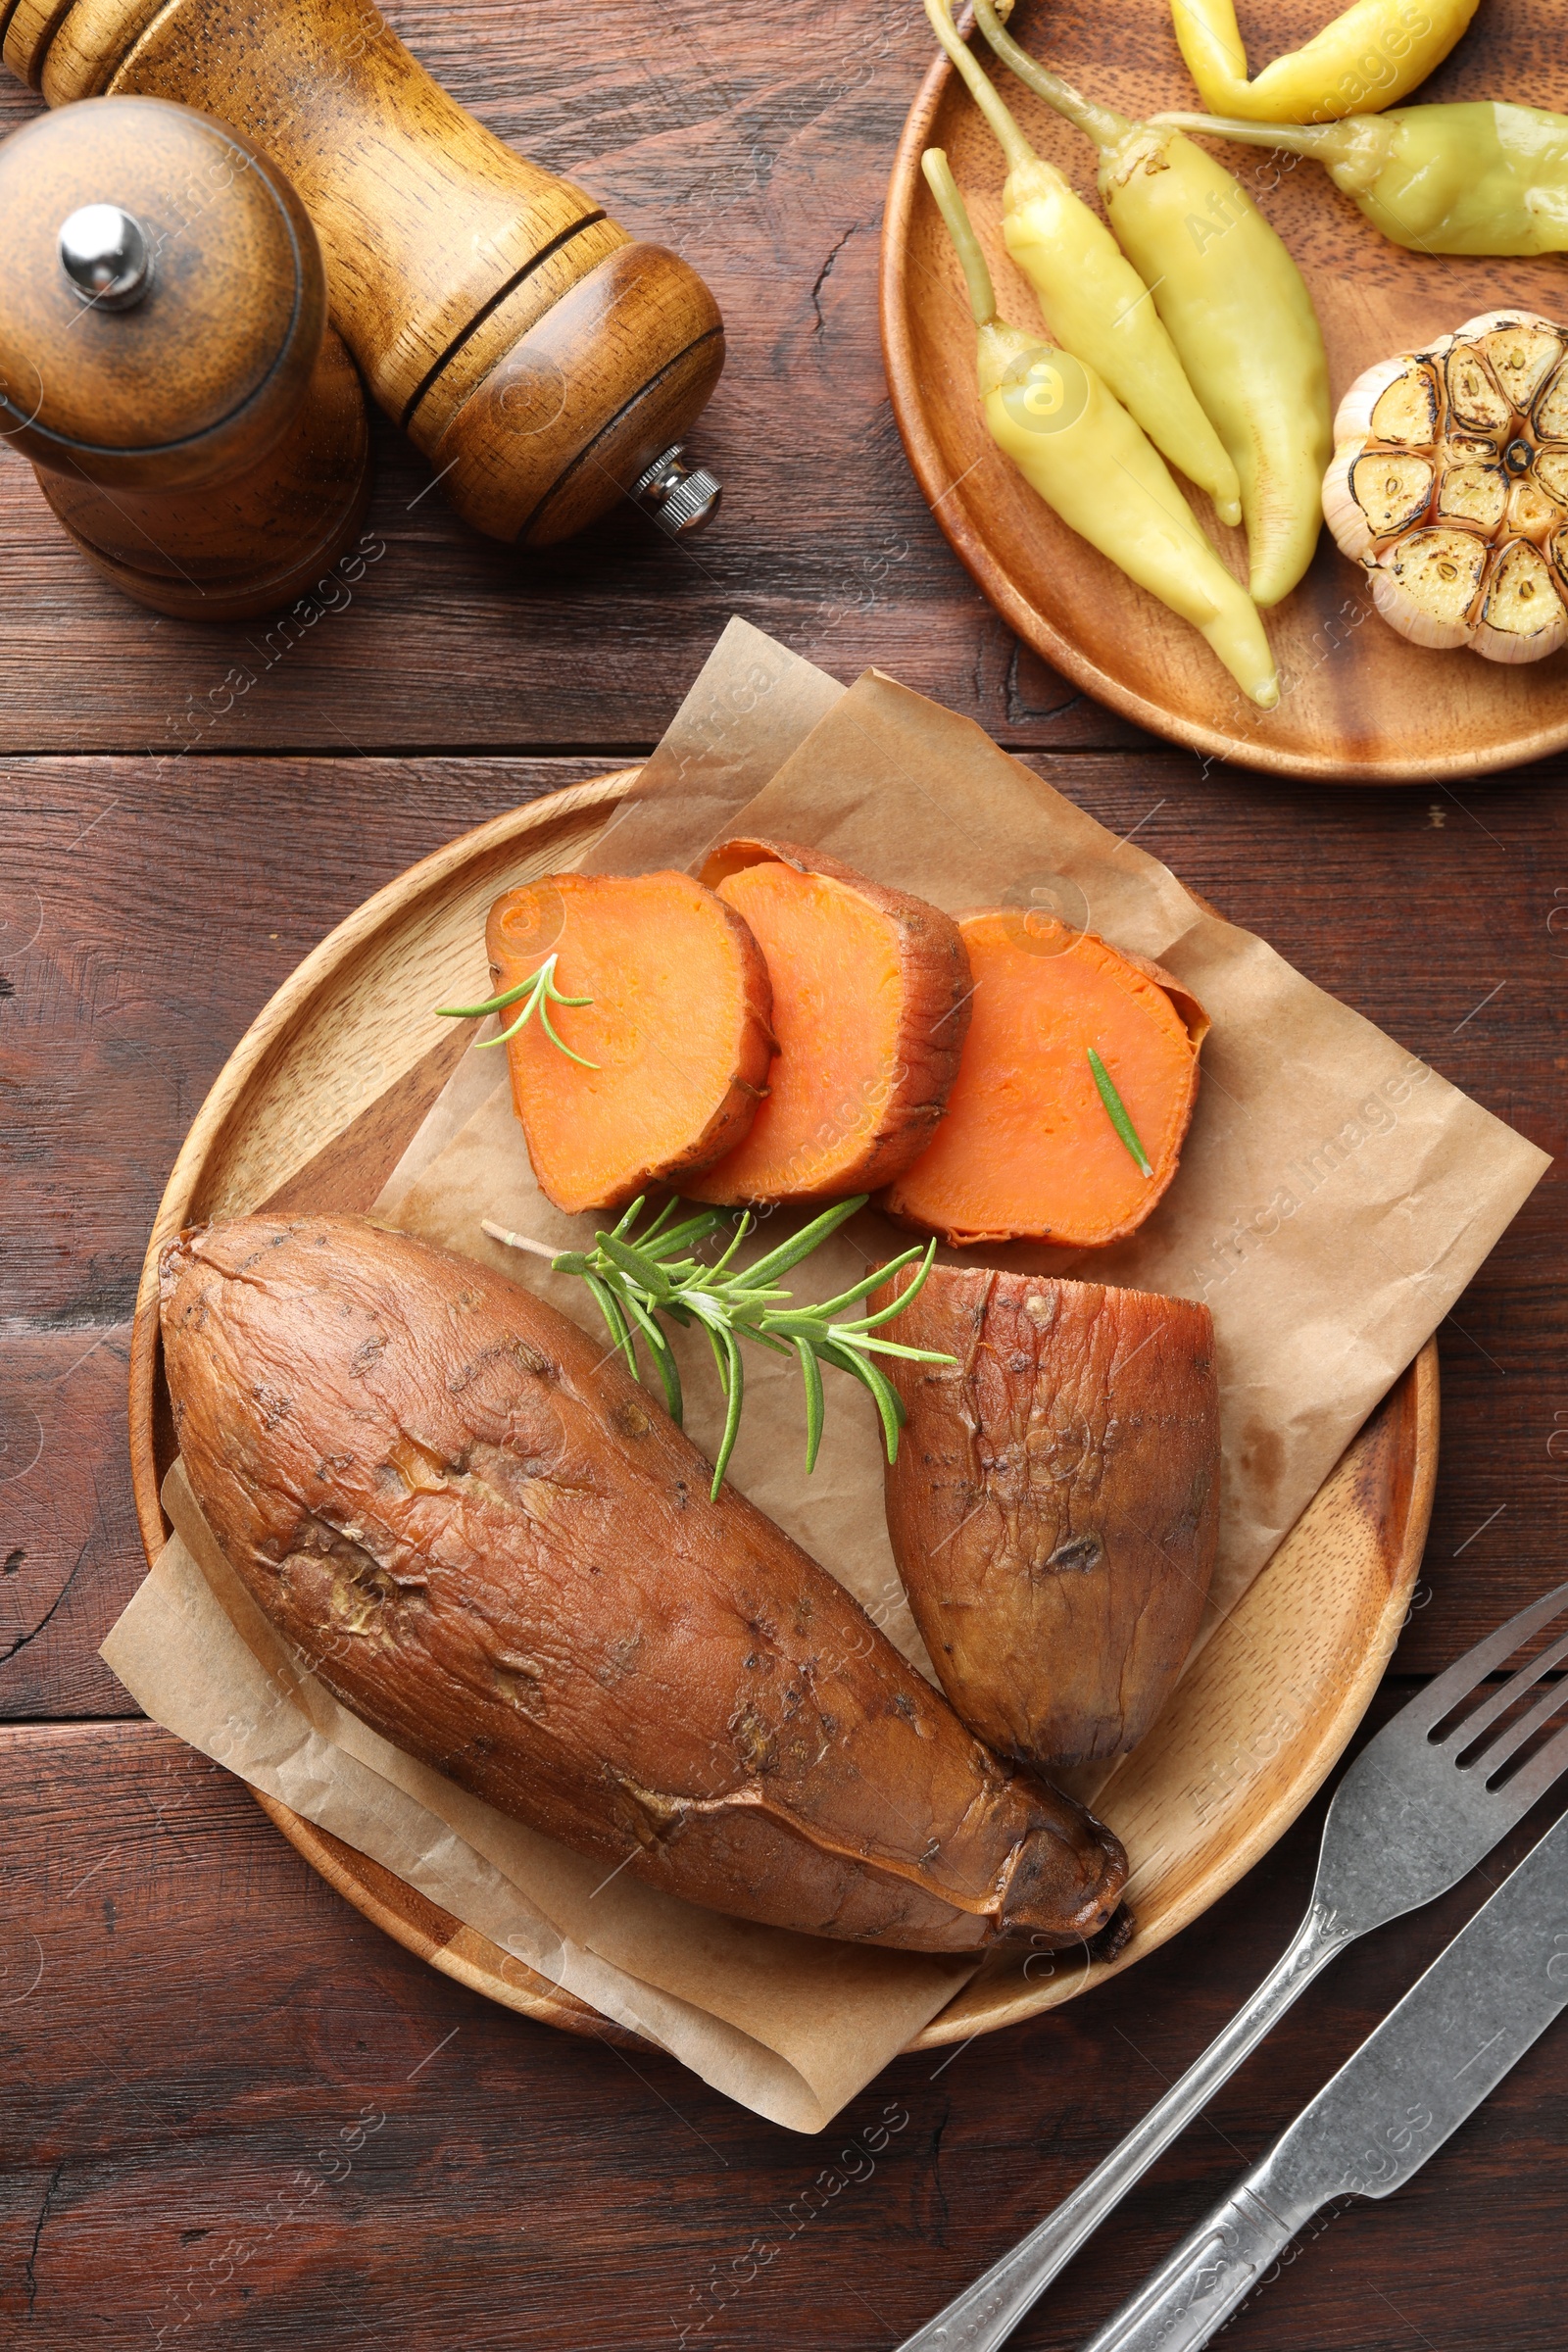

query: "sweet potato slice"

left=882, top=911, right=1208, bottom=1248
left=485, top=870, right=773, bottom=1216
left=874, top=1262, right=1220, bottom=1767
left=684, top=837, right=972, bottom=1205
left=161, top=1213, right=1129, bottom=1954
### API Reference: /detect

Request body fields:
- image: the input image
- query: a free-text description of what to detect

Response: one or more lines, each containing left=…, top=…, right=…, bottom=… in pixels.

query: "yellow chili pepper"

left=1168, top=0, right=1480, bottom=125
left=920, top=148, right=1279, bottom=708
left=974, top=0, right=1332, bottom=608
left=1155, top=102, right=1568, bottom=256
left=923, top=0, right=1242, bottom=524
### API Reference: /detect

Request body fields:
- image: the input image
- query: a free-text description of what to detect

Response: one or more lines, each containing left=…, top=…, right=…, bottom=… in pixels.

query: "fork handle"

left=1079, top=2171, right=1316, bottom=2352
left=893, top=1904, right=1348, bottom=2352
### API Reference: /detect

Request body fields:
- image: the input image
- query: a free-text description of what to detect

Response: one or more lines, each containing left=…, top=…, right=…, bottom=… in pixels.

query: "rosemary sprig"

left=1087, top=1045, right=1153, bottom=1178
left=436, top=953, right=598, bottom=1068
left=480, top=1195, right=954, bottom=1500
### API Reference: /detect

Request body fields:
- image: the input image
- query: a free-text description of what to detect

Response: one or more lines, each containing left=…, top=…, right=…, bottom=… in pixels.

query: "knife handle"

left=1080, top=2174, right=1313, bottom=2352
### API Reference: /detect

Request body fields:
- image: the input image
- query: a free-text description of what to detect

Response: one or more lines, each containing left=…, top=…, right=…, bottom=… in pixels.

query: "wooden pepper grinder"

left=5, top=0, right=725, bottom=548
left=0, top=94, right=370, bottom=618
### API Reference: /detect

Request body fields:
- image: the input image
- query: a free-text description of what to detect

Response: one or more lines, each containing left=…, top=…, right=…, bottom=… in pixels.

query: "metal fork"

left=895, top=1581, right=1568, bottom=2352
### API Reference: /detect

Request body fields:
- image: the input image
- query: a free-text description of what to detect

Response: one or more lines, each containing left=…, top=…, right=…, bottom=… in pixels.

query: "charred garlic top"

left=1323, top=309, right=1568, bottom=664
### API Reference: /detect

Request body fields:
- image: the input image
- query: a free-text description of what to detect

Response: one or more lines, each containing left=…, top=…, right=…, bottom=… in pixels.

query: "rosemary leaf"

left=486, top=1194, right=954, bottom=1494
left=434, top=953, right=598, bottom=1069
left=795, top=1338, right=826, bottom=1475
left=1087, top=1045, right=1153, bottom=1178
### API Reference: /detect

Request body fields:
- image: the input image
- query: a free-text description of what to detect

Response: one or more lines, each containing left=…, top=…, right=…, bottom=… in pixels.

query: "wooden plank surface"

left=2, top=1709, right=1563, bottom=2349
left=3, top=0, right=1567, bottom=2336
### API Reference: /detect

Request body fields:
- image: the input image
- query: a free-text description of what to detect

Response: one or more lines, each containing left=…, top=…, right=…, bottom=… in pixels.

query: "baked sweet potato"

left=486, top=870, right=774, bottom=1216
left=161, top=1213, right=1127, bottom=1952
left=685, top=837, right=973, bottom=1204
left=874, top=1263, right=1220, bottom=1767
left=882, top=911, right=1208, bottom=1248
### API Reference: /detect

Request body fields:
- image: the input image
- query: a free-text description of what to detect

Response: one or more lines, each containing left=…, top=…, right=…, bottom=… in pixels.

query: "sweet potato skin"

left=161, top=1214, right=1127, bottom=1951
left=875, top=1264, right=1220, bottom=1767
left=487, top=870, right=774, bottom=1216
left=686, top=837, right=973, bottom=1204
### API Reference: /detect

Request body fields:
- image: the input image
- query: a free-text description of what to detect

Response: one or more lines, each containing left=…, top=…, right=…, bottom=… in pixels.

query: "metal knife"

left=1081, top=1802, right=1568, bottom=2352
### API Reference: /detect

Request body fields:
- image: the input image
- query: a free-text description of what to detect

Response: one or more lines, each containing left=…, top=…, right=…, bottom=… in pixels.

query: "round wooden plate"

left=129, top=773, right=1439, bottom=2051
left=882, top=0, right=1568, bottom=781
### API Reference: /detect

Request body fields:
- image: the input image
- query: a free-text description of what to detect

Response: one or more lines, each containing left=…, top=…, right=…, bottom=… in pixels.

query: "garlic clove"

left=1535, top=446, right=1568, bottom=505
left=1334, top=354, right=1439, bottom=448
left=1352, top=446, right=1434, bottom=542
left=1534, top=360, right=1568, bottom=441
left=1507, top=475, right=1560, bottom=541
left=1549, top=523, right=1568, bottom=599
left=1474, top=318, right=1567, bottom=411
left=1321, top=437, right=1373, bottom=560
left=1446, top=344, right=1513, bottom=435
left=1437, top=441, right=1506, bottom=533
left=1470, top=539, right=1568, bottom=663
left=1372, top=526, right=1487, bottom=650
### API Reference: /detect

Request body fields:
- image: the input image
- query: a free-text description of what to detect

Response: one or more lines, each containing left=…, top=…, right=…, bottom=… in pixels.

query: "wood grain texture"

left=0, top=0, right=1564, bottom=2313
left=882, top=0, right=1568, bottom=779
left=2, top=1709, right=1564, bottom=2348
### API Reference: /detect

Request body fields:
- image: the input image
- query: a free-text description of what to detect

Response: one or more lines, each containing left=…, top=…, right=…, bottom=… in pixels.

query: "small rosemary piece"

left=1087, top=1045, right=1153, bottom=1178
left=436, top=953, right=598, bottom=1068
left=481, top=1195, right=954, bottom=1499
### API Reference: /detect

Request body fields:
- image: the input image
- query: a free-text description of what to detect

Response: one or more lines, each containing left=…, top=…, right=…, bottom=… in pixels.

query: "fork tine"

left=1473, top=1655, right=1568, bottom=1777
left=1487, top=1711, right=1568, bottom=1812
left=1448, top=1625, right=1568, bottom=1749
left=1398, top=1580, right=1568, bottom=1735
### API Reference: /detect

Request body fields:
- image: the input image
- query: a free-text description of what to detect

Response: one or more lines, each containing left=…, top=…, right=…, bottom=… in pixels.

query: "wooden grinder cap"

left=0, top=94, right=327, bottom=490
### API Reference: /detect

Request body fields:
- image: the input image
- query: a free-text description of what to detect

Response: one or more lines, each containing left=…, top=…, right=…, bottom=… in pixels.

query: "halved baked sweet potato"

left=874, top=1261, right=1219, bottom=1767
left=161, top=1213, right=1129, bottom=1954
left=882, top=911, right=1208, bottom=1248
left=684, top=837, right=972, bottom=1205
left=486, top=870, right=773, bottom=1216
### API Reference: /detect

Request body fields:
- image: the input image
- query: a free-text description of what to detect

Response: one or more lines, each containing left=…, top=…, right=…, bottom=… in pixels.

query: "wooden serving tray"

left=128, top=773, right=1438, bottom=2051
left=882, top=0, right=1568, bottom=781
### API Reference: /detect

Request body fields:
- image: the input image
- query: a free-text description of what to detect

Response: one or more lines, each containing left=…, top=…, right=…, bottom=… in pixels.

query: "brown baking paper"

left=102, top=618, right=1549, bottom=2131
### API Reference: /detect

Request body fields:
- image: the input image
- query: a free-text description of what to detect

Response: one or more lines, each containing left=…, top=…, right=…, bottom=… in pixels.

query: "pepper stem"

left=1150, top=109, right=1365, bottom=164
left=921, top=148, right=998, bottom=329
left=971, top=0, right=1132, bottom=152
left=922, top=0, right=1035, bottom=175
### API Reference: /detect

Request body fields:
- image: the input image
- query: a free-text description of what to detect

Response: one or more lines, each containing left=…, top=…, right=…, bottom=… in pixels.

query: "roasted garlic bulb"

left=1323, top=309, right=1568, bottom=663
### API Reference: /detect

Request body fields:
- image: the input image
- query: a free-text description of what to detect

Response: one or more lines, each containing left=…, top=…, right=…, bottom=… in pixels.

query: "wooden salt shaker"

left=5, top=0, right=725, bottom=547
left=0, top=94, right=370, bottom=618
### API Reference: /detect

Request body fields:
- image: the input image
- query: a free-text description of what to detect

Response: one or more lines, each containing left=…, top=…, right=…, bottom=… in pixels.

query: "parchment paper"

left=103, top=618, right=1549, bottom=2130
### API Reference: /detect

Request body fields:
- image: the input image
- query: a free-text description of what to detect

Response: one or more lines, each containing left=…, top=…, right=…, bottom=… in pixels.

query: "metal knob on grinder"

left=0, top=95, right=371, bottom=618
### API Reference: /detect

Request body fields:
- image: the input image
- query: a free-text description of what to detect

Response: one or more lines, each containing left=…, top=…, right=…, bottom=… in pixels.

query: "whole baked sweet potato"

left=161, top=1214, right=1127, bottom=1952
left=876, top=1264, right=1220, bottom=1767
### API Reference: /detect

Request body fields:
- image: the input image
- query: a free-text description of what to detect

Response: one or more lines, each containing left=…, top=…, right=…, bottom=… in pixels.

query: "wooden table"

left=3, top=4, right=1565, bottom=2343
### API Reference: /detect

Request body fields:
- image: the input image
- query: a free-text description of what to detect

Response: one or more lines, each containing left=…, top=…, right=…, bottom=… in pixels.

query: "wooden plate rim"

left=127, top=773, right=1439, bottom=2056
left=880, top=49, right=1568, bottom=786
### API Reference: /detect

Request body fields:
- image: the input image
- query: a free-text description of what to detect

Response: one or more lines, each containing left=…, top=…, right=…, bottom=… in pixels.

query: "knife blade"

left=1082, top=1800, right=1568, bottom=2352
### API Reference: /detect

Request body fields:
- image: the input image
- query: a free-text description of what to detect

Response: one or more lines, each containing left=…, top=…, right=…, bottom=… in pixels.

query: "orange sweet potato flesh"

left=882, top=911, right=1209, bottom=1249
left=161, top=1214, right=1128, bottom=1953
left=684, top=838, right=973, bottom=1205
left=875, top=1263, right=1220, bottom=1767
left=486, top=870, right=773, bottom=1216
